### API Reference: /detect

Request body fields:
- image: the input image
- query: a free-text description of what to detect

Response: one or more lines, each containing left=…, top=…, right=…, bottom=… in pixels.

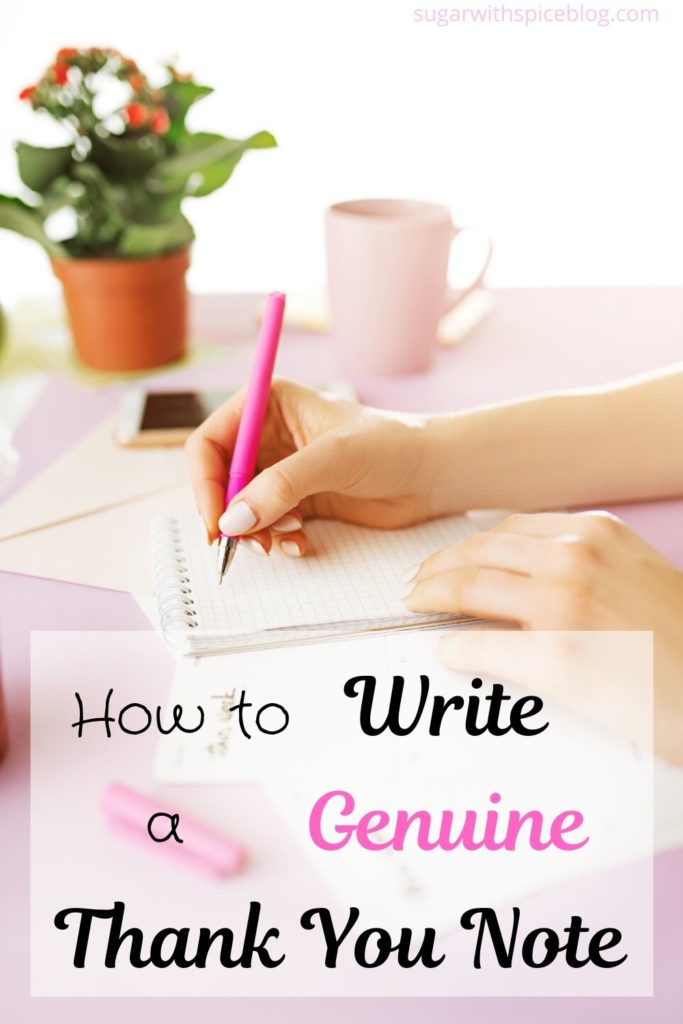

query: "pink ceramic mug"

left=325, top=198, right=491, bottom=375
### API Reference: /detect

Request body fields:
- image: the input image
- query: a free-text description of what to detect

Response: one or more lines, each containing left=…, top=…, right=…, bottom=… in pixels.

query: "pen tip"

left=217, top=536, right=238, bottom=585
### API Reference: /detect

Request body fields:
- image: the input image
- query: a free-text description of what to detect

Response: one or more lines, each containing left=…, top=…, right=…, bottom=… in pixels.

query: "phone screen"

left=140, top=391, right=229, bottom=431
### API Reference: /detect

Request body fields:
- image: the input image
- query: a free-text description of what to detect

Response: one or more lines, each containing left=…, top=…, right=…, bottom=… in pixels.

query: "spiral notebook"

left=150, top=513, right=479, bottom=656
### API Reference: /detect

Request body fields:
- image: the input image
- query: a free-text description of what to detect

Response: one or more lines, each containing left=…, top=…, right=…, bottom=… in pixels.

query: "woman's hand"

left=402, top=511, right=683, bottom=764
left=402, top=511, right=682, bottom=630
left=185, top=379, right=439, bottom=556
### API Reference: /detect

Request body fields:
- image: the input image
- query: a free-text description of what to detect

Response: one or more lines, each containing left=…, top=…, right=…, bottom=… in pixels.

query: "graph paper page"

left=170, top=513, right=478, bottom=638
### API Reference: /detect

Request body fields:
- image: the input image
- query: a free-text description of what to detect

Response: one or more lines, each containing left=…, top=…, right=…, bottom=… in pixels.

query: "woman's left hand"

left=401, top=511, right=683, bottom=763
left=402, top=511, right=681, bottom=630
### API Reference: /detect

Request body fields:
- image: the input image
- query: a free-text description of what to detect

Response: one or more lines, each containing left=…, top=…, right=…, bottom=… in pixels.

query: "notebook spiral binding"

left=150, top=517, right=200, bottom=632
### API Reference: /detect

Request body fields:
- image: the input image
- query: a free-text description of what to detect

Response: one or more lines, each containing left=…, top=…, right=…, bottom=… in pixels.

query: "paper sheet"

left=0, top=485, right=192, bottom=593
left=152, top=512, right=478, bottom=650
left=0, top=411, right=194, bottom=591
left=0, top=417, right=185, bottom=542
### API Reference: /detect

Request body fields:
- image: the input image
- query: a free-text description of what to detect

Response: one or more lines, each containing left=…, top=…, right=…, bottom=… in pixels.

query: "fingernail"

left=402, top=562, right=420, bottom=584
left=281, top=540, right=302, bottom=557
left=244, top=538, right=269, bottom=557
left=272, top=514, right=301, bottom=534
left=218, top=502, right=257, bottom=536
left=399, top=582, right=416, bottom=601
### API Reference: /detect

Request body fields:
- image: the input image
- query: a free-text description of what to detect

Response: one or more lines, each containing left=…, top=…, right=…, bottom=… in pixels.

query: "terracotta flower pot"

left=52, top=247, right=190, bottom=372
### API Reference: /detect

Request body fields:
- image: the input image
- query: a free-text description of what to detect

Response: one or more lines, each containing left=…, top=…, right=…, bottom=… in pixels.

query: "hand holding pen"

left=184, top=383, right=437, bottom=567
left=216, top=292, right=286, bottom=582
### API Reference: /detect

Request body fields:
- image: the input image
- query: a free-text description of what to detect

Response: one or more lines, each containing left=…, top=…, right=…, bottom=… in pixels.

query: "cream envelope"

left=0, top=484, right=194, bottom=593
left=0, top=416, right=186, bottom=542
left=0, top=415, right=194, bottom=592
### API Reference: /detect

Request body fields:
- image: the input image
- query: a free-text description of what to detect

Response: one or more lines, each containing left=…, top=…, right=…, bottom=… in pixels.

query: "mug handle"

left=442, top=224, right=493, bottom=314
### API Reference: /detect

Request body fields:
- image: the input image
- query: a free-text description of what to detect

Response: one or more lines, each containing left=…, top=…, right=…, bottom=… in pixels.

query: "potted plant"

left=0, top=48, right=276, bottom=371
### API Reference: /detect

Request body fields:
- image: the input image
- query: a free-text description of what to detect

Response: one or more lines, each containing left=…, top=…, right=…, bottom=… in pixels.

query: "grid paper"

left=153, top=513, right=478, bottom=654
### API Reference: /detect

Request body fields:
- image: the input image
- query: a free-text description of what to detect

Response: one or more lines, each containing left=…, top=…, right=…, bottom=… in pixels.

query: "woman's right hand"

left=185, top=379, right=440, bottom=556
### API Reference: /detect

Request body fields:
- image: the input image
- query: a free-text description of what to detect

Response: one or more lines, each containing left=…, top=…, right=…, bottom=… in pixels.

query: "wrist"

left=421, top=407, right=516, bottom=515
left=420, top=391, right=593, bottom=515
left=420, top=415, right=468, bottom=517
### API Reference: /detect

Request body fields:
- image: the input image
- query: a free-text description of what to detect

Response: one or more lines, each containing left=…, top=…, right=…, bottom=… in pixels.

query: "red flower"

left=125, top=102, right=148, bottom=128
left=19, top=85, right=36, bottom=101
left=56, top=47, right=78, bottom=60
left=149, top=107, right=170, bottom=134
left=52, top=62, right=70, bottom=85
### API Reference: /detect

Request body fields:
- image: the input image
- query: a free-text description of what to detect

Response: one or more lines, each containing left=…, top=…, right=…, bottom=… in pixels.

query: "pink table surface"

left=1, top=288, right=682, bottom=1021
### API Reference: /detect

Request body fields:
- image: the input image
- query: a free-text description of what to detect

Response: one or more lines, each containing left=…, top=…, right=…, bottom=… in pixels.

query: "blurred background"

left=1, top=0, right=681, bottom=304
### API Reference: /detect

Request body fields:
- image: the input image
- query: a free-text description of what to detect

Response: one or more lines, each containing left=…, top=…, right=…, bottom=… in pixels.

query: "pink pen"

left=217, top=291, right=286, bottom=583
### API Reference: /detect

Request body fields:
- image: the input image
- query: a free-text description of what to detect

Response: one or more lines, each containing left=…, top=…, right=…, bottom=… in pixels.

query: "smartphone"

left=115, top=390, right=232, bottom=447
left=115, top=381, right=356, bottom=447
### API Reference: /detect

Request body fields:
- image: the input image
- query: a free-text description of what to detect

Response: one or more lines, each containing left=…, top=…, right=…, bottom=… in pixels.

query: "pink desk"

left=1, top=288, right=681, bottom=1021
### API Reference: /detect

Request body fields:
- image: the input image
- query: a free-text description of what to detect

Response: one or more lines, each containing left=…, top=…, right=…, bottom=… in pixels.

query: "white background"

left=1, top=0, right=681, bottom=301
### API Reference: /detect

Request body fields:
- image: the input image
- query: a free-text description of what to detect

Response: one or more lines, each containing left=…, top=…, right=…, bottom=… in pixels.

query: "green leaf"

left=0, top=194, right=68, bottom=258
left=163, top=80, right=213, bottom=144
left=72, top=162, right=126, bottom=225
left=108, top=177, right=185, bottom=226
left=90, top=133, right=166, bottom=175
left=116, top=214, right=194, bottom=258
left=69, top=162, right=127, bottom=253
left=15, top=142, right=72, bottom=194
left=72, top=160, right=118, bottom=193
left=65, top=163, right=191, bottom=258
left=39, top=175, right=82, bottom=217
left=165, top=132, right=276, bottom=197
left=148, top=131, right=277, bottom=195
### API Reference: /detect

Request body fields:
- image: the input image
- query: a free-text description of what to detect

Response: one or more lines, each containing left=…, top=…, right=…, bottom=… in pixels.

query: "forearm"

left=424, top=364, right=683, bottom=513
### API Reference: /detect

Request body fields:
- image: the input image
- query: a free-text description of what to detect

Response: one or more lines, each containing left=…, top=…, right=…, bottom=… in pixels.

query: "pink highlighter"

left=102, top=782, right=245, bottom=877
left=217, top=291, right=286, bottom=583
